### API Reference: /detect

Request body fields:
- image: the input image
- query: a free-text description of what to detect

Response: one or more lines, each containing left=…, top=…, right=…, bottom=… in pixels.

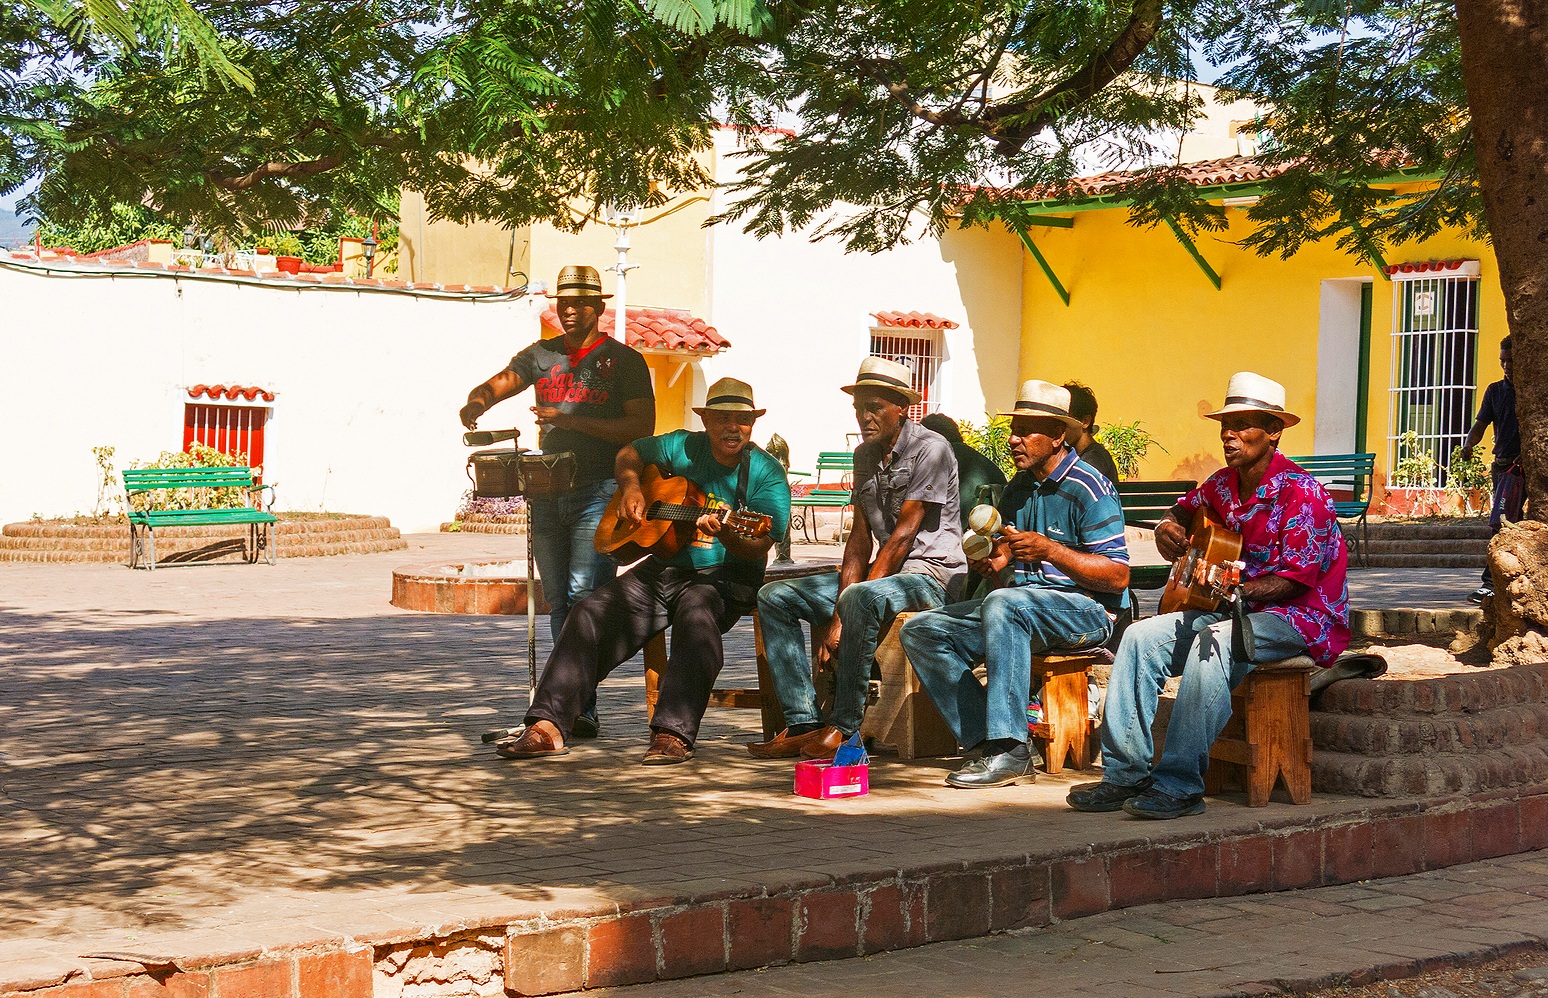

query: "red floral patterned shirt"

left=1176, top=451, right=1350, bottom=665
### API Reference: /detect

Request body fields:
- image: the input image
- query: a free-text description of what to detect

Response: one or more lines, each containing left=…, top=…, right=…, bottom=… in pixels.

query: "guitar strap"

left=735, top=445, right=751, bottom=510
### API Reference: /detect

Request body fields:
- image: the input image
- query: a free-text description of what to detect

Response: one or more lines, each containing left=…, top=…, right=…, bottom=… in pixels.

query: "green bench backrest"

left=123, top=467, right=257, bottom=492
left=1116, top=479, right=1195, bottom=526
left=1284, top=453, right=1375, bottom=500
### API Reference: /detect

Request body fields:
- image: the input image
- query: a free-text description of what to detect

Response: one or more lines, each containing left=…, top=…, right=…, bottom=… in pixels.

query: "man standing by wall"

left=460, top=265, right=656, bottom=735
left=1461, top=336, right=1521, bottom=602
left=749, top=358, right=966, bottom=761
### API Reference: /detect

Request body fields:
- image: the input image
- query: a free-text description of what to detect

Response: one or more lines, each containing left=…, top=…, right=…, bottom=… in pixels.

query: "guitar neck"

left=646, top=501, right=719, bottom=524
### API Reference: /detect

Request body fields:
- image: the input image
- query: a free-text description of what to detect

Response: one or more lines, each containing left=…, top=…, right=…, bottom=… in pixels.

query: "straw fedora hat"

left=547, top=265, right=612, bottom=299
left=841, top=357, right=923, bottom=406
left=1204, top=372, right=1301, bottom=428
left=694, top=378, right=766, bottom=418
left=996, top=380, right=1085, bottom=432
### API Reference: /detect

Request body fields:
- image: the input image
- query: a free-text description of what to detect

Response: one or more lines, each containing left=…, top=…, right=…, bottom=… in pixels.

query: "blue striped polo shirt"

left=997, top=446, right=1130, bottom=610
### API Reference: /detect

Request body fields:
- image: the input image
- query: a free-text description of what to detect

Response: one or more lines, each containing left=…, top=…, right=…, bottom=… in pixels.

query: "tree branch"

left=207, top=155, right=345, bottom=191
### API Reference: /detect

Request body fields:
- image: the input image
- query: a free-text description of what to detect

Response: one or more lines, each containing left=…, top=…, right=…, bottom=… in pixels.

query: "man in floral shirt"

left=1069, top=372, right=1349, bottom=820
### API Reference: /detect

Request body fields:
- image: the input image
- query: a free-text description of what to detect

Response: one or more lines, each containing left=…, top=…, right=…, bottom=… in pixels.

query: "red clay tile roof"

left=1383, top=259, right=1469, bottom=276
left=1053, top=155, right=1285, bottom=200
left=871, top=311, right=960, bottom=330
left=187, top=384, right=277, bottom=402
left=540, top=305, right=729, bottom=354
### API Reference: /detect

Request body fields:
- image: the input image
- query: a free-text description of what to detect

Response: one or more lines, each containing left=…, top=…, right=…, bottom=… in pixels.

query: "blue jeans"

left=1101, top=609, right=1307, bottom=799
left=529, top=478, right=618, bottom=637
left=899, top=586, right=1112, bottom=749
left=757, top=572, right=948, bottom=735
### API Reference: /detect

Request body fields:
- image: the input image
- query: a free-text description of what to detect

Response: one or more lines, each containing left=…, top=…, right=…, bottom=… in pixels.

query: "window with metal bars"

left=868, top=330, right=942, bottom=422
left=1387, top=265, right=1481, bottom=488
left=183, top=404, right=269, bottom=480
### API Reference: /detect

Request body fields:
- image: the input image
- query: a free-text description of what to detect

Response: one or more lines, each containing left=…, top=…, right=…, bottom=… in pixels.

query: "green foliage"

left=35, top=202, right=181, bottom=253
left=1389, top=430, right=1438, bottom=489
left=0, top=0, right=1487, bottom=266
left=1446, top=444, right=1491, bottom=514
left=1096, top=420, right=1168, bottom=481
left=90, top=444, right=119, bottom=518
left=128, top=442, right=250, bottom=511
left=957, top=416, right=1016, bottom=481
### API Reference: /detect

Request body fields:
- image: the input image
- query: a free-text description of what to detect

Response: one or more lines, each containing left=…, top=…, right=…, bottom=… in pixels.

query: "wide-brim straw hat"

left=546, top=265, right=613, bottom=299
left=1204, top=371, right=1301, bottom=428
left=996, top=380, right=1085, bottom=432
left=694, top=377, right=766, bottom=418
left=841, top=356, right=923, bottom=406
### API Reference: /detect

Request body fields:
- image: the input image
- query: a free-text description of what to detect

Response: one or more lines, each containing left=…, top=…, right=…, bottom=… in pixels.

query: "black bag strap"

left=736, top=445, right=751, bottom=509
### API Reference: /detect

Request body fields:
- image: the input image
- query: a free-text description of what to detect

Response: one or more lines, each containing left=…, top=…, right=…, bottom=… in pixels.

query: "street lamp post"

left=604, top=206, right=641, bottom=340
left=361, top=233, right=378, bottom=277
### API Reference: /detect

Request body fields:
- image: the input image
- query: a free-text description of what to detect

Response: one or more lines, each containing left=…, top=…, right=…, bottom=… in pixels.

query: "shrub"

left=957, top=416, right=1016, bottom=480
left=127, top=444, right=251, bottom=512
left=1095, top=420, right=1167, bottom=481
left=456, top=490, right=527, bottom=520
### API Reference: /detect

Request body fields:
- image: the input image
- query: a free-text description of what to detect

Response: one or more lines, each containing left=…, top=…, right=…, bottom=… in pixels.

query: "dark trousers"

left=524, top=558, right=746, bottom=746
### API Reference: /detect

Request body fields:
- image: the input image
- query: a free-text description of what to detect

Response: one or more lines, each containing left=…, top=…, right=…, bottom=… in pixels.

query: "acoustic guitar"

left=594, top=464, right=774, bottom=564
left=1158, top=509, right=1247, bottom=614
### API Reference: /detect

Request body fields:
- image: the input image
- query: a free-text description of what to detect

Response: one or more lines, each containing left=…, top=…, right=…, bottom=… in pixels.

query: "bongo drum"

left=466, top=449, right=525, bottom=498
left=515, top=452, right=578, bottom=497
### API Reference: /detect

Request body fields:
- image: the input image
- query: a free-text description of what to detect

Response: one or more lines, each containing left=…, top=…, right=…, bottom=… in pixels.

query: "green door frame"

left=1355, top=280, right=1373, bottom=454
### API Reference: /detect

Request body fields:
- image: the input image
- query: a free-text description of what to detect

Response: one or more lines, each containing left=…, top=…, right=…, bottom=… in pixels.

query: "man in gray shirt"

left=749, top=357, right=965, bottom=760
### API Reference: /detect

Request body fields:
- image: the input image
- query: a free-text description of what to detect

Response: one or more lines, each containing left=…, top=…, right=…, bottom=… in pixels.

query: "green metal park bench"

left=1285, top=453, right=1376, bottom=567
left=122, top=467, right=277, bottom=571
left=1117, top=479, right=1196, bottom=593
left=789, top=450, right=854, bottom=543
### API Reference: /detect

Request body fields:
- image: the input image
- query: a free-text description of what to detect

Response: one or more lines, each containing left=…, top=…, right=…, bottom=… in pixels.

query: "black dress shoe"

left=1067, top=778, right=1153, bottom=812
left=572, top=705, right=600, bottom=739
left=945, top=744, right=1032, bottom=788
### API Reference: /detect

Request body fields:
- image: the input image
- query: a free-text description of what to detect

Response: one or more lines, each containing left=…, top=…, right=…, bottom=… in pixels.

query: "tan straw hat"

left=996, top=380, right=1085, bottom=432
left=841, top=356, right=923, bottom=406
left=694, top=378, right=766, bottom=418
left=547, top=265, right=613, bottom=299
left=1204, top=372, right=1301, bottom=428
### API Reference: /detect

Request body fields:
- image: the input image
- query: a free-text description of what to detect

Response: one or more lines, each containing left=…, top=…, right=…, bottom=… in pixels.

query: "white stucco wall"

left=0, top=261, right=545, bottom=532
left=701, top=130, right=1023, bottom=476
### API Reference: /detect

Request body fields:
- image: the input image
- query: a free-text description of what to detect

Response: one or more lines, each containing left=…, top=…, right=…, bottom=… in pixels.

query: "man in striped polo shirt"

left=900, top=381, right=1130, bottom=789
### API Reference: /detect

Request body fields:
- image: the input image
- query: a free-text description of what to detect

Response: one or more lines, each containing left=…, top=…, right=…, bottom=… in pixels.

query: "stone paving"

left=0, top=534, right=1483, bottom=985
left=583, top=849, right=1548, bottom=998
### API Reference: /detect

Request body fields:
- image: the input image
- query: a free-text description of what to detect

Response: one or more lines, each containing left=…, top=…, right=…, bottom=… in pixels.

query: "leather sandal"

left=642, top=731, right=693, bottom=765
left=495, top=725, right=569, bottom=760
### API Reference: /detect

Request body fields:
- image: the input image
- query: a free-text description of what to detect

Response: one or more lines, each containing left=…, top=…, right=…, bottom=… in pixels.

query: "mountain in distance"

left=0, top=207, right=35, bottom=249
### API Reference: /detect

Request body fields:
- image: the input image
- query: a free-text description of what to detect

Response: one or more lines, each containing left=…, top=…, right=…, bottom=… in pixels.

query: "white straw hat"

left=693, top=377, right=766, bottom=418
left=841, top=357, right=923, bottom=406
left=996, top=380, right=1084, bottom=432
left=1204, top=372, right=1301, bottom=428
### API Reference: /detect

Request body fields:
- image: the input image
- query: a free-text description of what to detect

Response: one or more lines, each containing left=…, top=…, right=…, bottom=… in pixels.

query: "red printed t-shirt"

left=1176, top=451, right=1350, bottom=665
left=507, top=335, right=654, bottom=484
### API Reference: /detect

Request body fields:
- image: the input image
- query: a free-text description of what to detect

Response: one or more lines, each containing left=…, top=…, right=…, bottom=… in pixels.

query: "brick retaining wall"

left=9, top=788, right=1545, bottom=998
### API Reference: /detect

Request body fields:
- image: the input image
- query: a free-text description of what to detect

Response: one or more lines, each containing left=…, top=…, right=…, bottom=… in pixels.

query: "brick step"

left=1311, top=701, right=1548, bottom=755
left=1313, top=744, right=1548, bottom=797
left=443, top=520, right=527, bottom=534
left=1363, top=553, right=1488, bottom=568
left=2, top=516, right=394, bottom=538
left=1314, top=661, right=1548, bottom=717
left=1358, top=523, right=1491, bottom=541
left=1361, top=539, right=1488, bottom=555
left=0, top=525, right=402, bottom=551
left=1347, top=607, right=1482, bottom=640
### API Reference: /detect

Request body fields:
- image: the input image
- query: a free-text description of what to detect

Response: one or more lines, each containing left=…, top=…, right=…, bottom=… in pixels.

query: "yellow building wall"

left=399, top=189, right=529, bottom=287
left=646, top=355, right=693, bottom=433
left=1019, top=207, right=1505, bottom=483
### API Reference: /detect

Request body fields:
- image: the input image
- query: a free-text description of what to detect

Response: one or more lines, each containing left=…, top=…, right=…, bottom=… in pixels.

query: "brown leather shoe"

left=494, top=725, right=569, bottom=760
left=798, top=725, right=845, bottom=760
left=642, top=731, right=694, bottom=766
left=747, top=727, right=832, bottom=759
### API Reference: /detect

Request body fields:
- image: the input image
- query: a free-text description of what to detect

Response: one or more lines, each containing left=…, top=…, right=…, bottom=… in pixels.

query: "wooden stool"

left=860, top=612, right=957, bottom=759
left=1029, top=653, right=1103, bottom=775
left=1205, top=656, right=1317, bottom=806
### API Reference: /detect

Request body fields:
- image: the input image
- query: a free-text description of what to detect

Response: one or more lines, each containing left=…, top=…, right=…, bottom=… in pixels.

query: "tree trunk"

left=1455, top=0, right=1548, bottom=520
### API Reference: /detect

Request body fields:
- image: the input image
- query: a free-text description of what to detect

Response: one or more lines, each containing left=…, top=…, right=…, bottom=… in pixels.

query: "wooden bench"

left=1205, top=656, right=1318, bottom=806
left=642, top=562, right=839, bottom=740
left=790, top=451, right=854, bottom=543
left=122, top=467, right=277, bottom=571
left=861, top=611, right=1104, bottom=772
left=1285, top=453, right=1376, bottom=567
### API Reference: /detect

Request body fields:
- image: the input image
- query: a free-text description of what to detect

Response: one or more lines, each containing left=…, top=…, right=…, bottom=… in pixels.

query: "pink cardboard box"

left=794, top=759, right=870, bottom=799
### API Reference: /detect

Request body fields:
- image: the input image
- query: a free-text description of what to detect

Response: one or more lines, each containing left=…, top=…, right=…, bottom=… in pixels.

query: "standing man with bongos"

left=461, top=265, right=656, bottom=736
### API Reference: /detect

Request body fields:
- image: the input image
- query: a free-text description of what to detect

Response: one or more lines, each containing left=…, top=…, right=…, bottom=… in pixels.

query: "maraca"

left=962, top=503, right=1002, bottom=561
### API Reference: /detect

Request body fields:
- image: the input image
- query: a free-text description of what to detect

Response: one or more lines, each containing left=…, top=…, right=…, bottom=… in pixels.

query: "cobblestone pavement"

left=582, top=850, right=1548, bottom=998
left=0, top=535, right=1479, bottom=969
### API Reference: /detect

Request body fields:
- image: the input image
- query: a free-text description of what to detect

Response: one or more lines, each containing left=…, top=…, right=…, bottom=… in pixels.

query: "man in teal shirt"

left=495, top=378, right=791, bottom=765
